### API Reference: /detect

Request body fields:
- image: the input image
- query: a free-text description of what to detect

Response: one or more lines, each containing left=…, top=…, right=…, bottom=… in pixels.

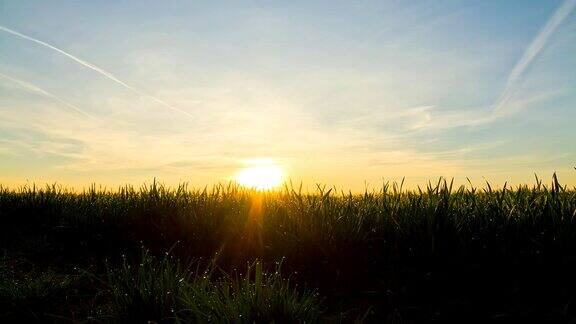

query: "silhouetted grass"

left=1, top=175, right=576, bottom=322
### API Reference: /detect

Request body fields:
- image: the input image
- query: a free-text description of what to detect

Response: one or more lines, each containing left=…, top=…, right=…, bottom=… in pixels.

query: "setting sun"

left=236, top=160, right=284, bottom=190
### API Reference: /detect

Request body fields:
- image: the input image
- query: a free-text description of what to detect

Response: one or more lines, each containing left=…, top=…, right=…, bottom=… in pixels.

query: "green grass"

left=108, top=250, right=320, bottom=323
left=1, top=175, right=576, bottom=322
left=0, top=260, right=107, bottom=322
left=0, top=268, right=72, bottom=321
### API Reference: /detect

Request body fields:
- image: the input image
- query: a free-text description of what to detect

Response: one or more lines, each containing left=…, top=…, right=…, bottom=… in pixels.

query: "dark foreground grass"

left=108, top=251, right=320, bottom=323
left=1, top=175, right=576, bottom=323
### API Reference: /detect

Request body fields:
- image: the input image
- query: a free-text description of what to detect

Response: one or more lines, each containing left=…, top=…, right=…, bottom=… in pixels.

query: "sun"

left=236, top=159, right=284, bottom=190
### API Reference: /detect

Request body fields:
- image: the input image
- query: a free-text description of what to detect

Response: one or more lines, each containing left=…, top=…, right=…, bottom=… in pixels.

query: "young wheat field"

left=1, top=175, right=576, bottom=323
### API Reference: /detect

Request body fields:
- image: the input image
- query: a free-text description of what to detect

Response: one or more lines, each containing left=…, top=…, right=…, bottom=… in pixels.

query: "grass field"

left=1, top=175, right=576, bottom=323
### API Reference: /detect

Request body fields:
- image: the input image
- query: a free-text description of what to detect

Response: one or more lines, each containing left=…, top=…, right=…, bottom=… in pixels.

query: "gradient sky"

left=1, top=0, right=575, bottom=190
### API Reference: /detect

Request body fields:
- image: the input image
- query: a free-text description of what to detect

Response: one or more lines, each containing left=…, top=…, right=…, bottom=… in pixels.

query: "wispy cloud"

left=0, top=71, right=94, bottom=118
left=417, top=0, right=575, bottom=131
left=492, top=0, right=576, bottom=117
left=0, top=25, right=194, bottom=119
left=0, top=93, right=464, bottom=186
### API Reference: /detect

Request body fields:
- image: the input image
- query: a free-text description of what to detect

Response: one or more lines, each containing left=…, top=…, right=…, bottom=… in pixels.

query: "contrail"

left=0, top=71, right=94, bottom=119
left=0, top=25, right=194, bottom=118
left=492, top=0, right=576, bottom=116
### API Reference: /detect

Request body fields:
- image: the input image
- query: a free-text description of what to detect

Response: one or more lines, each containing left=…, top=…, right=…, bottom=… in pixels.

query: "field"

left=1, top=175, right=576, bottom=323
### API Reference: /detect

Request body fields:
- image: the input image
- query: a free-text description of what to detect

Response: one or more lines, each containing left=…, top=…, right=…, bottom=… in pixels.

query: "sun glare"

left=236, top=160, right=284, bottom=190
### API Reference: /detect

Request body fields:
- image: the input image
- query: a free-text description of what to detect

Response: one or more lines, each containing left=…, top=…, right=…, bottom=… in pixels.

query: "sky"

left=0, top=0, right=575, bottom=190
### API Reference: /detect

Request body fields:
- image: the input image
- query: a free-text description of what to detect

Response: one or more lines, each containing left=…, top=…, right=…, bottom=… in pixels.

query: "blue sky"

left=0, top=0, right=575, bottom=189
